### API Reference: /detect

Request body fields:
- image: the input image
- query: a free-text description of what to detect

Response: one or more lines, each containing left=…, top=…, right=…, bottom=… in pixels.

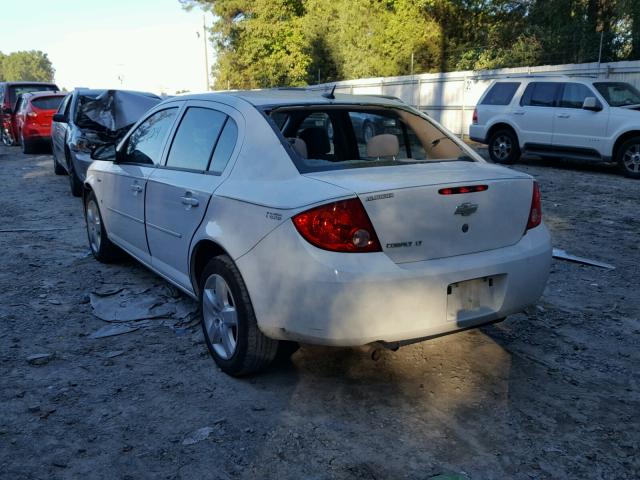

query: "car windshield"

left=268, top=106, right=472, bottom=173
left=594, top=82, right=640, bottom=107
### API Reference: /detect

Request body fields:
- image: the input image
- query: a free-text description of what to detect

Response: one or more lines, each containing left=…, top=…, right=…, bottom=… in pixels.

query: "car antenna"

left=322, top=84, right=336, bottom=100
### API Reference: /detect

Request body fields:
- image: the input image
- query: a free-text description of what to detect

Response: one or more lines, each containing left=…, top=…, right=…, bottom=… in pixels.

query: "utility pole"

left=597, top=30, right=604, bottom=77
left=203, top=15, right=210, bottom=91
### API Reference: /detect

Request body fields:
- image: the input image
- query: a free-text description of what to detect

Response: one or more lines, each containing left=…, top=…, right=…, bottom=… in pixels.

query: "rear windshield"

left=32, top=96, right=64, bottom=111
left=9, top=84, right=58, bottom=108
left=267, top=106, right=472, bottom=173
left=481, top=82, right=520, bottom=105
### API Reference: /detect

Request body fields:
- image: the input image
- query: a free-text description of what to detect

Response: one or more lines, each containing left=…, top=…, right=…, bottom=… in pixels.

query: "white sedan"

left=84, top=90, right=551, bottom=376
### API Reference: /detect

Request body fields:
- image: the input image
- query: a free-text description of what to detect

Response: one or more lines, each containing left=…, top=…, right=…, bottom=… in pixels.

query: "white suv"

left=469, top=76, right=640, bottom=178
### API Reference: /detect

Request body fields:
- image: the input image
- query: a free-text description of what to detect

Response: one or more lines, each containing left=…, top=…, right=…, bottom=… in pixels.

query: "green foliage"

left=0, top=50, right=55, bottom=82
left=182, top=0, right=640, bottom=88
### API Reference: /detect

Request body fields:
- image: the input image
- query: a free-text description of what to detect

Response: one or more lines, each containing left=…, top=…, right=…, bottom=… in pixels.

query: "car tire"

left=67, top=150, right=83, bottom=197
left=488, top=129, right=520, bottom=164
left=200, top=255, right=279, bottom=376
left=84, top=190, right=121, bottom=263
left=53, top=152, right=66, bottom=175
left=21, top=134, right=34, bottom=154
left=616, top=136, right=640, bottom=179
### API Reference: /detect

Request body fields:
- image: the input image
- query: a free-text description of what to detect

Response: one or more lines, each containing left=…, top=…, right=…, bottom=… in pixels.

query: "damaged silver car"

left=51, top=89, right=162, bottom=196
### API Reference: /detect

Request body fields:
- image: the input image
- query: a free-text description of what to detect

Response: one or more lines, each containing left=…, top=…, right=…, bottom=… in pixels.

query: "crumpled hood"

left=77, top=90, right=161, bottom=132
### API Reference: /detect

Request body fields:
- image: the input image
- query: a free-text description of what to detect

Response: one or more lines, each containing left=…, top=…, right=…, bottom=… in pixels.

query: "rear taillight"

left=292, top=198, right=381, bottom=253
left=27, top=112, right=37, bottom=118
left=472, top=108, right=478, bottom=124
left=526, top=181, right=542, bottom=230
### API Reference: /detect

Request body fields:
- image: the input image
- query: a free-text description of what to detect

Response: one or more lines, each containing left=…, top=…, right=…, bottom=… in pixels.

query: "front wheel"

left=617, top=136, right=640, bottom=179
left=84, top=191, right=121, bottom=263
left=200, top=255, right=279, bottom=376
left=488, top=129, right=520, bottom=164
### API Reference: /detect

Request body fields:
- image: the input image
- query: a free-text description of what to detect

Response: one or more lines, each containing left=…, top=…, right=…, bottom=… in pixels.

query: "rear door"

left=51, top=94, right=71, bottom=161
left=145, top=101, right=241, bottom=290
left=100, top=107, right=180, bottom=263
left=511, top=82, right=560, bottom=146
left=552, top=82, right=609, bottom=155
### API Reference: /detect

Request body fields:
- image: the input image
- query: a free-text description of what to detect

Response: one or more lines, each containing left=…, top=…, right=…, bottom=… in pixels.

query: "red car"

left=14, top=91, right=66, bottom=153
left=0, top=81, right=59, bottom=146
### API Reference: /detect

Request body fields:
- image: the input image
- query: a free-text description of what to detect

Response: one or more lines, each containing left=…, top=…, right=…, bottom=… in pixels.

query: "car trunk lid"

left=305, top=162, right=534, bottom=263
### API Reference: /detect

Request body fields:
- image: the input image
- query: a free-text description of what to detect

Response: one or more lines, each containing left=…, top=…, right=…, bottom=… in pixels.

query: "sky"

left=0, top=0, right=215, bottom=95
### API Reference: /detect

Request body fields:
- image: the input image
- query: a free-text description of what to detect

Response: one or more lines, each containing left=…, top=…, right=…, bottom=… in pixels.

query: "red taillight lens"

left=472, top=108, right=478, bottom=124
left=292, top=198, right=382, bottom=253
left=27, top=112, right=37, bottom=118
left=526, top=181, right=542, bottom=230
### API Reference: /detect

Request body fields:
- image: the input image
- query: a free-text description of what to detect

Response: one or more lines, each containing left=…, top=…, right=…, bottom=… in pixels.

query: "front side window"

left=594, top=82, right=640, bottom=107
left=268, top=106, right=471, bottom=173
left=57, top=95, right=71, bottom=115
left=166, top=107, right=227, bottom=171
left=123, top=108, right=178, bottom=165
left=481, top=82, right=520, bottom=106
left=520, top=82, right=559, bottom=107
left=559, top=83, right=597, bottom=109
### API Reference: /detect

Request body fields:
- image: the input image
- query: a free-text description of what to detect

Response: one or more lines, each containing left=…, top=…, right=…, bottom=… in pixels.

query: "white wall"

left=311, top=60, right=640, bottom=136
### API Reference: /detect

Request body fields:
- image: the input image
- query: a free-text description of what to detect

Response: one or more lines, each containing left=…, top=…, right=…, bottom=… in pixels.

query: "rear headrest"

left=366, top=134, right=399, bottom=158
left=287, top=137, right=308, bottom=159
left=299, top=127, right=331, bottom=157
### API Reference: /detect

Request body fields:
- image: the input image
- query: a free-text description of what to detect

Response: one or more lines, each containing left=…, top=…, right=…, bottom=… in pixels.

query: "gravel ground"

left=0, top=144, right=638, bottom=480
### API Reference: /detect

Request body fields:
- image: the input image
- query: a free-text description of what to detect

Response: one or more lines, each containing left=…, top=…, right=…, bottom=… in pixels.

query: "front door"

left=101, top=107, right=180, bottom=263
left=552, top=82, right=609, bottom=156
left=145, top=102, right=240, bottom=290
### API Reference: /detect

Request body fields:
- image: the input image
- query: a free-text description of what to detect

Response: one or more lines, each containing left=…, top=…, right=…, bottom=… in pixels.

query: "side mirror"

left=90, top=143, right=116, bottom=161
left=52, top=113, right=67, bottom=123
left=582, top=97, right=602, bottom=112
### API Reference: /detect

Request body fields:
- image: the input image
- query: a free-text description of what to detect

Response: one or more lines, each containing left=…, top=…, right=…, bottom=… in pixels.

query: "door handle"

left=513, top=111, right=525, bottom=116
left=181, top=192, right=199, bottom=207
left=130, top=184, right=143, bottom=193
left=557, top=113, right=570, bottom=118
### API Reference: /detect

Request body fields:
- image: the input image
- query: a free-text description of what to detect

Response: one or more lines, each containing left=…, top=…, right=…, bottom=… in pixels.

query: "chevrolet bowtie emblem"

left=454, top=202, right=478, bottom=216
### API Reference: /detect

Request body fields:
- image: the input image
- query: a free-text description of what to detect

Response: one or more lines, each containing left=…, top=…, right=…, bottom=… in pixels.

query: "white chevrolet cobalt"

left=84, top=90, right=551, bottom=376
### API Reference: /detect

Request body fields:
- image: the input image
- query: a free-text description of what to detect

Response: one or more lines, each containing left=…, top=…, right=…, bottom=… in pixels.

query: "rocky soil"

left=0, top=144, right=638, bottom=479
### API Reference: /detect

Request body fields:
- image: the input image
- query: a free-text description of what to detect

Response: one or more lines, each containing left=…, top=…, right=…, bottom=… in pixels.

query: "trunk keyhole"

left=462, top=223, right=469, bottom=233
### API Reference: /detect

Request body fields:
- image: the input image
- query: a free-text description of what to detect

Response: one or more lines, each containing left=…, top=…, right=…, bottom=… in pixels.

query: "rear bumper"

left=468, top=125, right=486, bottom=144
left=238, top=221, right=552, bottom=346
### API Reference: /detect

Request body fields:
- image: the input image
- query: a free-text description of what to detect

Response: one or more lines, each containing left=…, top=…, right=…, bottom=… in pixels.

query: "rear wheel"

left=21, top=133, right=34, bottom=154
left=53, top=151, right=66, bottom=175
left=617, top=136, right=640, bottom=179
left=84, top=191, right=121, bottom=262
left=200, top=255, right=278, bottom=376
left=67, top=151, right=83, bottom=197
left=488, top=129, right=520, bottom=164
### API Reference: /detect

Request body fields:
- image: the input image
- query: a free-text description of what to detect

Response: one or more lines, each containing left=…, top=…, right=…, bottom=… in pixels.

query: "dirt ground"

left=0, top=143, right=638, bottom=480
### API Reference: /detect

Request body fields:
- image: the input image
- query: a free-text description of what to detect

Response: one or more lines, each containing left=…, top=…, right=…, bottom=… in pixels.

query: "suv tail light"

left=292, top=198, right=381, bottom=253
left=472, top=108, right=478, bottom=124
left=526, top=181, right=542, bottom=230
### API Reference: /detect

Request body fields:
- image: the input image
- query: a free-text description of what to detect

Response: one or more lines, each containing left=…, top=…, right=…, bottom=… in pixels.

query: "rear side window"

left=481, top=82, right=520, bottom=105
left=166, top=107, right=226, bottom=171
left=209, top=118, right=238, bottom=174
left=520, top=82, right=559, bottom=107
left=32, top=96, right=64, bottom=111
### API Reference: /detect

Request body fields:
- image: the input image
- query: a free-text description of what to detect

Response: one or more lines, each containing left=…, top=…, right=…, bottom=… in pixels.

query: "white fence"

left=311, top=60, right=640, bottom=136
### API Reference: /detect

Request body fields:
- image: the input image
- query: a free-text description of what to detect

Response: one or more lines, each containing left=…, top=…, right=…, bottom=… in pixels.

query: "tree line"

left=0, top=50, right=55, bottom=83
left=181, top=0, right=640, bottom=90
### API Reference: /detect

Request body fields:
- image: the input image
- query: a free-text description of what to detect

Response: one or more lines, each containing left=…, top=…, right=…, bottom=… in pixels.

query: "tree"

left=0, top=50, right=55, bottom=82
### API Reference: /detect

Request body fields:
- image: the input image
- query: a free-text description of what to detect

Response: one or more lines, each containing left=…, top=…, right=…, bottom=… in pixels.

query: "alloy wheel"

left=86, top=200, right=102, bottom=253
left=622, top=143, right=640, bottom=173
left=203, top=274, right=238, bottom=360
left=492, top=135, right=512, bottom=161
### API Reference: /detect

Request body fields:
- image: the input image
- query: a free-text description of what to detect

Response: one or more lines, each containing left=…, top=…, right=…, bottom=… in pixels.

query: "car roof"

left=22, top=90, right=66, bottom=99
left=1, top=81, right=58, bottom=87
left=174, top=89, right=405, bottom=108
left=494, top=76, right=606, bottom=84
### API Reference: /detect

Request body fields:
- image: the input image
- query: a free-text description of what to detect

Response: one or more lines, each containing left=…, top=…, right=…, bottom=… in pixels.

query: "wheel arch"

left=486, top=122, right=520, bottom=146
left=190, top=239, right=233, bottom=297
left=612, top=130, right=640, bottom=162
